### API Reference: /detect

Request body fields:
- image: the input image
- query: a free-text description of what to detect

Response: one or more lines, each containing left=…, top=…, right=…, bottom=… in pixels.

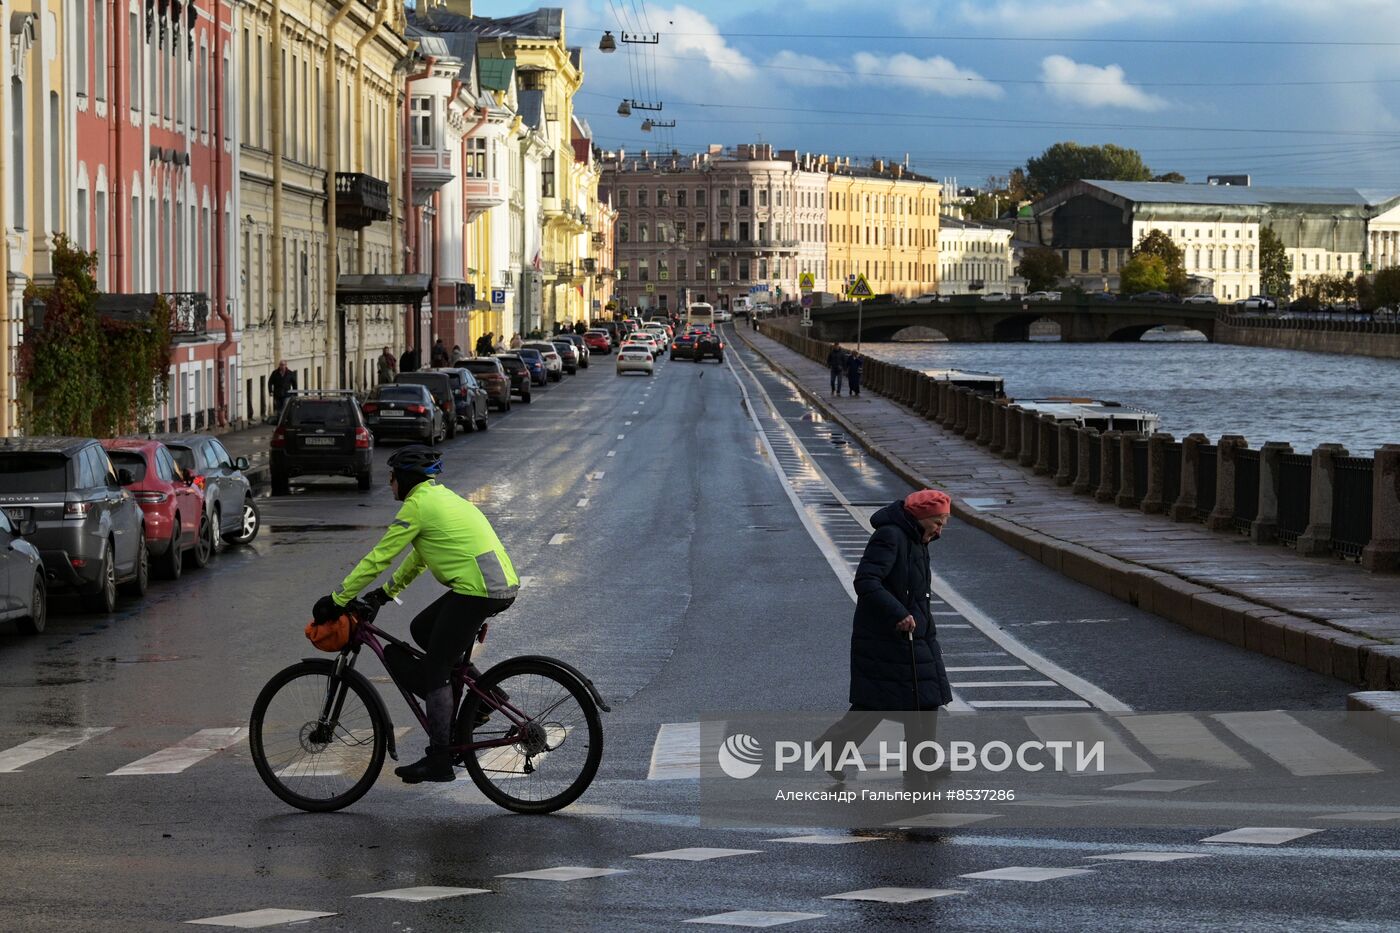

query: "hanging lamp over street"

left=599, top=31, right=617, bottom=53
left=617, top=99, right=632, bottom=116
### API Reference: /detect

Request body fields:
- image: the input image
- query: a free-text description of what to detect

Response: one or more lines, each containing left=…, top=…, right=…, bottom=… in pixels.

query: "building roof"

left=478, top=55, right=515, bottom=92
left=404, top=11, right=480, bottom=85
left=1085, top=179, right=1400, bottom=209
left=517, top=90, right=545, bottom=130
left=939, top=216, right=1011, bottom=232
left=434, top=8, right=564, bottom=40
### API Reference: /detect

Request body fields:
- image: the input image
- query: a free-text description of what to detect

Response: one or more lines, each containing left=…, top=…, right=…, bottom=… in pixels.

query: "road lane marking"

left=607, top=450, right=616, bottom=457
left=946, top=666, right=1031, bottom=673
left=1026, top=713, right=1153, bottom=775
left=959, top=867, right=1094, bottom=882
left=496, top=867, right=628, bottom=882
left=951, top=680, right=1059, bottom=688
left=768, top=835, right=880, bottom=845
left=1116, top=713, right=1252, bottom=771
left=353, top=887, right=490, bottom=901
left=1086, top=852, right=1211, bottom=862
left=647, top=722, right=701, bottom=780
left=0, top=727, right=112, bottom=772
left=684, top=911, right=823, bottom=927
left=632, top=848, right=761, bottom=862
left=549, top=533, right=568, bottom=545
left=110, top=727, right=247, bottom=775
left=968, top=700, right=1092, bottom=709
left=577, top=498, right=590, bottom=507
left=186, top=908, right=337, bottom=927
left=625, top=421, right=633, bottom=425
left=1214, top=711, right=1379, bottom=776
left=590, top=472, right=605, bottom=480
left=1201, top=827, right=1322, bottom=845
left=1106, top=779, right=1212, bottom=792
left=824, top=887, right=964, bottom=903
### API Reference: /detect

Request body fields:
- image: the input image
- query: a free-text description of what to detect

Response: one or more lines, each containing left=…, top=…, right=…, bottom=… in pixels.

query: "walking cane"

left=908, top=630, right=921, bottom=714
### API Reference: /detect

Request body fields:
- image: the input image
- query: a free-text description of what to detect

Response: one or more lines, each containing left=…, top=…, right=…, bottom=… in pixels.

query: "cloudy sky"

left=484, top=0, right=1400, bottom=190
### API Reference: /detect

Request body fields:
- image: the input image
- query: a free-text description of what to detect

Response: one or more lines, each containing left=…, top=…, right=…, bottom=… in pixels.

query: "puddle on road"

left=99, top=654, right=188, bottom=664
left=262, top=523, right=380, bottom=534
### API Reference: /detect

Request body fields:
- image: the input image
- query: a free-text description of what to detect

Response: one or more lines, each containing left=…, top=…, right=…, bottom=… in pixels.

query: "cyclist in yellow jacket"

left=313, top=445, right=519, bottom=783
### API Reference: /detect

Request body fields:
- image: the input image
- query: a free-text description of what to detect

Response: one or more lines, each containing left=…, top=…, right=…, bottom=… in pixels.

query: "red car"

left=101, top=439, right=213, bottom=580
left=583, top=330, right=612, bottom=355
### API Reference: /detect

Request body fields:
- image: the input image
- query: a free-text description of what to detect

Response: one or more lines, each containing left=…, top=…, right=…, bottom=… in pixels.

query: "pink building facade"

left=73, top=0, right=238, bottom=430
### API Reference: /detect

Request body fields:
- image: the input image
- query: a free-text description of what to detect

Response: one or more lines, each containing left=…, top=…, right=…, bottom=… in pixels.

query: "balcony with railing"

left=334, top=173, right=390, bottom=229
left=554, top=262, right=576, bottom=281
left=464, top=173, right=507, bottom=221
left=168, top=292, right=210, bottom=341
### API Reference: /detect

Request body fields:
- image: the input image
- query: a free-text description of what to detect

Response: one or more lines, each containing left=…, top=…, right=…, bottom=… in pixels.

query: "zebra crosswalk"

left=0, top=726, right=246, bottom=776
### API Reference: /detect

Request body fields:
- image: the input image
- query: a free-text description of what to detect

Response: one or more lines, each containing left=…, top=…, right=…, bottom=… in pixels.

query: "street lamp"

left=599, top=31, right=617, bottom=53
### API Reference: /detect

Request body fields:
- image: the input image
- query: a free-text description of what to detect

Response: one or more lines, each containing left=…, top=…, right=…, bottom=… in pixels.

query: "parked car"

left=1088, top=291, right=1119, bottom=302
left=978, top=292, right=1014, bottom=302
left=692, top=330, right=724, bottom=363
left=152, top=433, right=259, bottom=547
left=395, top=371, right=458, bottom=439
left=101, top=439, right=212, bottom=580
left=1129, top=291, right=1179, bottom=303
left=0, top=506, right=45, bottom=633
left=522, top=341, right=564, bottom=381
left=616, top=344, right=655, bottom=376
left=1237, top=295, right=1278, bottom=310
left=714, top=308, right=733, bottom=323
left=584, top=330, right=612, bottom=355
left=911, top=293, right=950, bottom=304
left=670, top=333, right=698, bottom=360
left=558, top=334, right=590, bottom=368
left=269, top=391, right=373, bottom=496
left=434, top=366, right=491, bottom=432
left=0, top=437, right=147, bottom=613
left=493, top=354, right=534, bottom=402
left=549, top=340, right=581, bottom=375
left=514, top=348, right=549, bottom=386
left=1183, top=293, right=1218, bottom=305
left=460, top=358, right=513, bottom=411
left=363, top=383, right=445, bottom=443
left=1024, top=291, right=1061, bottom=302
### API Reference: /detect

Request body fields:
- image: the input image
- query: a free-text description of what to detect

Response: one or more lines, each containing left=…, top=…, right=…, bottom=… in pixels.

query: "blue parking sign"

left=490, top=288, right=506, bottom=306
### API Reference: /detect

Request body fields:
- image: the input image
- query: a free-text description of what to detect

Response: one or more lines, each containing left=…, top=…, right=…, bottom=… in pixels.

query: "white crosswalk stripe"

left=1117, top=713, right=1252, bottom=771
left=1214, top=711, right=1379, bottom=776
left=110, top=727, right=247, bottom=776
left=648, top=722, right=701, bottom=780
left=0, top=727, right=112, bottom=772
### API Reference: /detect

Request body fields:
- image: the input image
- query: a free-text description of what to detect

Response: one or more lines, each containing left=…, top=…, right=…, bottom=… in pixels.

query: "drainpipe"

left=270, top=0, right=287, bottom=371
left=322, top=0, right=356, bottom=389
left=459, top=102, right=489, bottom=345
left=402, top=54, right=434, bottom=353
left=110, top=0, right=124, bottom=289
left=212, top=15, right=233, bottom=425
left=348, top=0, right=390, bottom=393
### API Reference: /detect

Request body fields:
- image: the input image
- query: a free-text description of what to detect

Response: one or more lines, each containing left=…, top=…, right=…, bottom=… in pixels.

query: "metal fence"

left=1277, top=453, right=1312, bottom=545
left=1196, top=445, right=1218, bottom=520
left=1233, top=448, right=1261, bottom=534
left=1331, top=457, right=1374, bottom=558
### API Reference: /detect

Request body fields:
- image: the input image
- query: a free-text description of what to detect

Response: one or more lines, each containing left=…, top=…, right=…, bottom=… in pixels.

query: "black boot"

left=394, top=745, right=456, bottom=784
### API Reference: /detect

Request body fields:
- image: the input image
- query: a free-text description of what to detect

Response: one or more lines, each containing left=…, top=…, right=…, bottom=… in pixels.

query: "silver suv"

left=0, top=438, right=148, bottom=613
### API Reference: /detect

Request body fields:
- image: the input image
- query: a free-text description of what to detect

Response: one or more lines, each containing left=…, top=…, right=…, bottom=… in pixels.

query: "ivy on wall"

left=19, top=237, right=172, bottom=437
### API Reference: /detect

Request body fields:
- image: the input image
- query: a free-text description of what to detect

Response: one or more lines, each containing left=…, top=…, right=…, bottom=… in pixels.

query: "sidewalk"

left=737, top=324, right=1400, bottom=695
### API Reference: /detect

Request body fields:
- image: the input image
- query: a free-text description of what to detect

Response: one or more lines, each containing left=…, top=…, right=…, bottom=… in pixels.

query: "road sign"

left=801, top=309, right=812, bottom=328
left=798, top=272, right=815, bottom=292
left=490, top=288, right=506, bottom=306
left=645, top=283, right=655, bottom=293
left=800, top=294, right=814, bottom=308
left=849, top=272, right=874, bottom=300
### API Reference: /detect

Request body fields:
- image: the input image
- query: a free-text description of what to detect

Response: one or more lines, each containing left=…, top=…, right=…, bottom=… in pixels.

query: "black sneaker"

left=394, top=747, right=455, bottom=784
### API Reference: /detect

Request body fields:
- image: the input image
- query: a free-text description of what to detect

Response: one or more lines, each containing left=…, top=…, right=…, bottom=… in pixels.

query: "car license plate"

left=304, top=437, right=335, bottom=446
left=380, top=410, right=404, bottom=417
left=4, top=506, right=30, bottom=522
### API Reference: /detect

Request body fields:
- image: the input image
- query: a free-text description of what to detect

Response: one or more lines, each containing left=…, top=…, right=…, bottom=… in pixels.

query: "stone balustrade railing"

left=757, top=320, right=1400, bottom=573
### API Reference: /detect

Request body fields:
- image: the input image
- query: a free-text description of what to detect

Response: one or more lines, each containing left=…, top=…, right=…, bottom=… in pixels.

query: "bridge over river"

left=808, top=297, right=1219, bottom=343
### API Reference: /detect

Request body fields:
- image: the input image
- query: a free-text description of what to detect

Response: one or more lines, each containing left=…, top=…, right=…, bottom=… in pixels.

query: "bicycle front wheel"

left=249, top=659, right=387, bottom=812
left=457, top=658, right=603, bottom=814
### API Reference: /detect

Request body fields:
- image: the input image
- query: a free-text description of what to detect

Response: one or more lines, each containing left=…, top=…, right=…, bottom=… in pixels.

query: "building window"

left=1079, top=250, right=1088, bottom=272
left=635, top=189, right=647, bottom=207
left=739, top=260, right=750, bottom=280
left=1100, top=249, right=1109, bottom=271
left=695, top=260, right=704, bottom=279
left=639, top=223, right=650, bottom=243
left=466, top=137, right=487, bottom=177
left=617, top=224, right=629, bottom=243
left=739, top=221, right=750, bottom=241
left=542, top=155, right=555, bottom=197
left=720, top=189, right=730, bottom=207
left=410, top=97, right=432, bottom=147
left=720, top=262, right=730, bottom=280
left=617, top=189, right=628, bottom=207
left=658, top=259, right=669, bottom=280
left=759, top=258, right=767, bottom=279
left=676, top=190, right=686, bottom=207
left=696, top=221, right=705, bottom=240
left=128, top=13, right=140, bottom=109
left=638, top=261, right=649, bottom=282
left=657, top=190, right=669, bottom=207
left=94, top=2, right=105, bottom=100
left=739, top=189, right=749, bottom=207
left=695, top=189, right=706, bottom=206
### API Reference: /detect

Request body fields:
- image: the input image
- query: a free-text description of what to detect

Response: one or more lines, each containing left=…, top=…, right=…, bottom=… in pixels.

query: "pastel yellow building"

left=825, top=160, right=940, bottom=299
left=237, top=0, right=409, bottom=418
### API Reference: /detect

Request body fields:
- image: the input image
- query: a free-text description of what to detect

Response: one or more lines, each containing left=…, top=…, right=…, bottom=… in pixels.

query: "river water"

left=854, top=335, right=1400, bottom=454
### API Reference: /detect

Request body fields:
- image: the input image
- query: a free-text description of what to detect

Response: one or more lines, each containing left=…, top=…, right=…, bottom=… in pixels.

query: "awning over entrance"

left=335, top=274, right=432, bottom=306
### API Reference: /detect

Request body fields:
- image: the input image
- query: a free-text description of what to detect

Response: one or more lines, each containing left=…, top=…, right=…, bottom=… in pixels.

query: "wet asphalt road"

left=0, top=332, right=1396, bottom=932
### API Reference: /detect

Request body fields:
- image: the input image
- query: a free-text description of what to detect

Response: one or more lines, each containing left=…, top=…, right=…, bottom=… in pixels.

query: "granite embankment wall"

left=1216, top=314, right=1400, bottom=360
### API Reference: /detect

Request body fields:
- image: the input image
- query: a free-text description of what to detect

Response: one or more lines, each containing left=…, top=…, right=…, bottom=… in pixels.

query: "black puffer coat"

left=848, top=501, right=953, bottom=710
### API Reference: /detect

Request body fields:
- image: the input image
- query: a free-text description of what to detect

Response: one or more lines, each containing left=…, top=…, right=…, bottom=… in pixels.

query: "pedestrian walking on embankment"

left=846, top=351, right=863, bottom=397
left=826, top=343, right=848, bottom=396
left=817, top=489, right=953, bottom=781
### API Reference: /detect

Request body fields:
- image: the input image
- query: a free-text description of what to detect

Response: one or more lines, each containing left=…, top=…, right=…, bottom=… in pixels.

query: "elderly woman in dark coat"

left=819, top=489, right=953, bottom=779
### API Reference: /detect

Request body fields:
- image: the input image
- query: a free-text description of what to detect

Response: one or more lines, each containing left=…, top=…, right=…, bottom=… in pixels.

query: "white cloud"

left=956, top=0, right=1209, bottom=30
left=768, top=51, right=849, bottom=87
left=852, top=52, right=1003, bottom=99
left=1039, top=55, right=1167, bottom=110
left=648, top=5, right=756, bottom=81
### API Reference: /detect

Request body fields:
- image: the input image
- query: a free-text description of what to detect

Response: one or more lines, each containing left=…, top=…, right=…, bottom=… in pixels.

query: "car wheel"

left=161, top=520, right=185, bottom=580
left=187, top=512, right=213, bottom=570
left=357, top=470, right=373, bottom=492
left=82, top=544, right=118, bottom=614
left=476, top=414, right=489, bottom=431
left=271, top=470, right=290, bottom=497
left=209, top=506, right=225, bottom=554
left=227, top=497, right=260, bottom=545
left=521, top=391, right=532, bottom=404
left=16, top=572, right=46, bottom=635
left=549, top=371, right=561, bottom=382
left=445, top=417, right=457, bottom=439
left=119, top=533, right=149, bottom=598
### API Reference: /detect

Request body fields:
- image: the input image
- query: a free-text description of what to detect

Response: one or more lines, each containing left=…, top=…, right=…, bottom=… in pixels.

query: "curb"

left=735, top=325, right=1400, bottom=694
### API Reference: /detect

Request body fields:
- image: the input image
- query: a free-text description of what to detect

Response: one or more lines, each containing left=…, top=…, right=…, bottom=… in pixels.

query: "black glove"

left=362, top=586, right=392, bottom=609
left=312, top=594, right=342, bottom=623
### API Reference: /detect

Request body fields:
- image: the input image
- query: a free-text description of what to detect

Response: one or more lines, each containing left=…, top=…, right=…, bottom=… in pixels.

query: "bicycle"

left=248, top=598, right=608, bottom=814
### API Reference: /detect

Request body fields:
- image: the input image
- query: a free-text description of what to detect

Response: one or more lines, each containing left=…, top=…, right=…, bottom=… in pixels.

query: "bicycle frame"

left=315, top=609, right=533, bottom=756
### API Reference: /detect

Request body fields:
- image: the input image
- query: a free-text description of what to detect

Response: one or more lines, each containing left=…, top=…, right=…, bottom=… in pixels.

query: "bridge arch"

left=889, top=325, right=949, bottom=342
left=991, top=314, right=1041, bottom=342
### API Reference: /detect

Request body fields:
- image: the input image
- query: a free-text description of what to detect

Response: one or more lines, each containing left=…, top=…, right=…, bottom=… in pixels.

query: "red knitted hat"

left=904, top=489, right=951, bottom=518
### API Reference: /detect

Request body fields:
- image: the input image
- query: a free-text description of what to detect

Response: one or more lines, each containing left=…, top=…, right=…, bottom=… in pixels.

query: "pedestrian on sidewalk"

left=377, top=347, right=396, bottom=385
left=846, top=351, right=864, bottom=397
left=400, top=345, right=420, bottom=374
left=826, top=343, right=848, bottom=396
left=509, top=333, right=523, bottom=350
left=268, top=360, right=297, bottom=418
left=430, top=338, right=449, bottom=368
left=816, top=490, right=953, bottom=783
left=451, top=343, right=462, bottom=362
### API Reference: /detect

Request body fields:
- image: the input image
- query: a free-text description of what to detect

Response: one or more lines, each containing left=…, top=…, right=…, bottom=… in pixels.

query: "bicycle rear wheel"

left=457, top=658, right=603, bottom=814
left=249, top=659, right=387, bottom=812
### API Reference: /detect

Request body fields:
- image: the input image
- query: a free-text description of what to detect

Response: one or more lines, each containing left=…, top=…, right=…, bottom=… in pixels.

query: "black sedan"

left=362, top=384, right=445, bottom=443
